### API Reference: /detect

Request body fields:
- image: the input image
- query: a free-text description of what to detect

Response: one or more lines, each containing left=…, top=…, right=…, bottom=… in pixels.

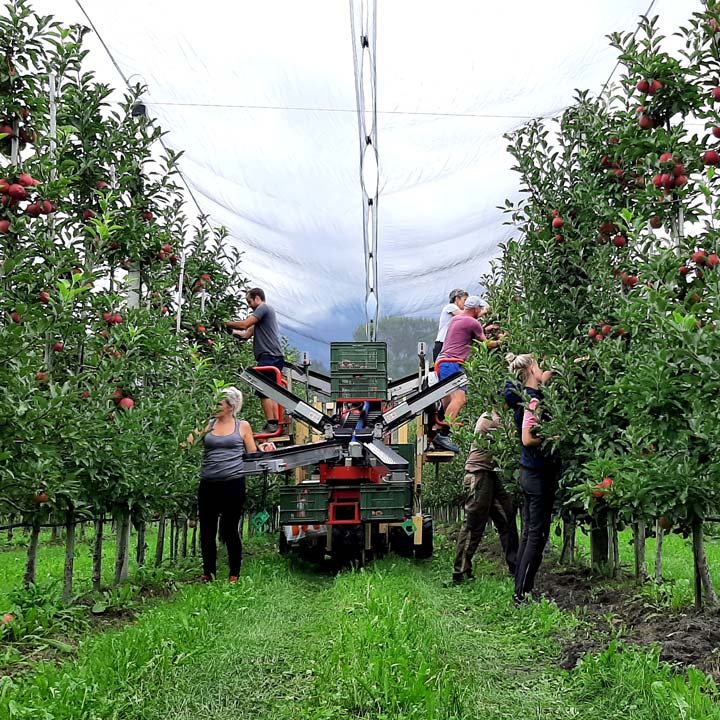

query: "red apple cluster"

left=681, top=249, right=720, bottom=278
left=651, top=152, right=688, bottom=191
left=0, top=173, right=56, bottom=231
left=112, top=388, right=134, bottom=410
left=102, top=311, right=123, bottom=324
left=636, top=79, right=663, bottom=95
left=587, top=323, right=626, bottom=342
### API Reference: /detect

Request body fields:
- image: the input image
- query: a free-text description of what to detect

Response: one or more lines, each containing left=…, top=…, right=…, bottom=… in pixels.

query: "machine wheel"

left=414, top=514, right=434, bottom=560
left=279, top=529, right=290, bottom=555
left=389, top=525, right=414, bottom=558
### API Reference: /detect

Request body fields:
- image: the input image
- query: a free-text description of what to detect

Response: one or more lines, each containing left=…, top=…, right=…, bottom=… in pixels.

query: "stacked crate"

left=330, top=342, right=388, bottom=400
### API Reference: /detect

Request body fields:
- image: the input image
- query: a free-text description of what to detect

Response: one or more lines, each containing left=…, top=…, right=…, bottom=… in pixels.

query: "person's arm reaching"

left=521, top=399, right=542, bottom=447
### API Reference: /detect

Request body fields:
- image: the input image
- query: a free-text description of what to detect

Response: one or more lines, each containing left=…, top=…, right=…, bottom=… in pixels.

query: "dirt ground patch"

left=457, top=527, right=720, bottom=681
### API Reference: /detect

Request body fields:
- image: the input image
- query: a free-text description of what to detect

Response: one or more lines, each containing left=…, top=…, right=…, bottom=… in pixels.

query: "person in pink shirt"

left=433, top=296, right=503, bottom=451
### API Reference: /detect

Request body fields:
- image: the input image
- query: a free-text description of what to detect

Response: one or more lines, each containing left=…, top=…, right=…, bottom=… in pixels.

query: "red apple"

left=636, top=79, right=650, bottom=93
left=672, top=164, right=685, bottom=177
left=707, top=254, right=720, bottom=268
left=588, top=328, right=597, bottom=338
left=102, top=312, right=112, bottom=323
left=649, top=216, right=662, bottom=229
left=196, top=325, right=206, bottom=333
left=83, top=209, right=95, bottom=221
left=38, top=291, right=50, bottom=303
left=638, top=114, right=653, bottom=130
left=35, top=372, right=49, bottom=382
left=713, top=87, right=720, bottom=102
left=601, top=324, right=613, bottom=336
left=10, top=311, right=21, bottom=323
left=691, top=250, right=708, bottom=265
left=142, top=211, right=154, bottom=221
left=52, top=342, right=64, bottom=352
left=594, top=334, right=604, bottom=342
left=623, top=275, right=638, bottom=287
left=7, top=183, right=26, bottom=200
left=162, top=243, right=172, bottom=253
left=551, top=217, right=564, bottom=229
left=0, top=124, right=14, bottom=137
left=651, top=174, right=663, bottom=188
left=96, top=181, right=109, bottom=189
left=554, top=234, right=564, bottom=243
left=2, top=613, right=14, bottom=623
left=600, top=222, right=617, bottom=234
left=25, top=202, right=42, bottom=217
left=703, top=150, right=720, bottom=165
left=613, top=235, right=627, bottom=248
left=33, top=491, right=49, bottom=503
left=713, top=126, right=720, bottom=139
left=659, top=152, right=674, bottom=164
left=113, top=314, right=123, bottom=324
left=649, top=80, right=663, bottom=94
left=118, top=397, right=134, bottom=410
left=81, top=390, right=91, bottom=399
left=674, top=175, right=688, bottom=187
left=41, top=200, right=55, bottom=214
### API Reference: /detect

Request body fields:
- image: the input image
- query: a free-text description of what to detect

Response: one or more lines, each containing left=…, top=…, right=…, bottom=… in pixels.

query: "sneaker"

left=260, top=421, right=279, bottom=434
left=512, top=593, right=528, bottom=607
left=228, top=575, right=239, bottom=583
left=432, top=433, right=459, bottom=453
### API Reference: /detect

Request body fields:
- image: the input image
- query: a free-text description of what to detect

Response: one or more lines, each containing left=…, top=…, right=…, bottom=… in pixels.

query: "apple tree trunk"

left=154, top=514, right=166, bottom=567
left=181, top=518, right=188, bottom=559
left=63, top=507, right=76, bottom=603
left=654, top=520, right=663, bottom=581
left=92, top=516, right=104, bottom=592
left=559, top=518, right=576, bottom=566
left=590, top=506, right=609, bottom=573
left=136, top=521, right=146, bottom=566
left=7, top=514, right=14, bottom=542
left=633, top=519, right=648, bottom=581
left=692, top=518, right=718, bottom=610
left=113, top=509, right=131, bottom=585
left=191, top=524, right=197, bottom=556
left=24, top=516, right=42, bottom=586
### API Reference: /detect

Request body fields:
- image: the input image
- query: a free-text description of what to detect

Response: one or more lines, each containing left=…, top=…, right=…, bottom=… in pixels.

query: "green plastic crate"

left=360, top=481, right=412, bottom=521
left=331, top=373, right=388, bottom=400
left=279, top=484, right=329, bottom=524
left=390, top=443, right=416, bottom=477
left=330, top=342, right=388, bottom=374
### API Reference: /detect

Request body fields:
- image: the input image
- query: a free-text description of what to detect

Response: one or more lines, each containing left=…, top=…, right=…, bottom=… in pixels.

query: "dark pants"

left=198, top=477, right=245, bottom=577
left=432, top=341, right=443, bottom=362
left=453, top=469, right=519, bottom=580
left=514, top=466, right=558, bottom=597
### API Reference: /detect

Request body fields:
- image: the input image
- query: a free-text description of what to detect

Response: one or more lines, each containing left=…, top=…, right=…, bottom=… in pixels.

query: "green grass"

left=1, top=533, right=719, bottom=719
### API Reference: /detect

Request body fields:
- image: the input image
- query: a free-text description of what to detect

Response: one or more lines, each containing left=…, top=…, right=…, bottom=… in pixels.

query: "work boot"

left=432, top=433, right=459, bottom=453
left=260, top=420, right=279, bottom=434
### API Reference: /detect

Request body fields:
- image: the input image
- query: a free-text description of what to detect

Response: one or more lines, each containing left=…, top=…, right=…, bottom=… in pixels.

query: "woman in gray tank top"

left=187, top=386, right=274, bottom=582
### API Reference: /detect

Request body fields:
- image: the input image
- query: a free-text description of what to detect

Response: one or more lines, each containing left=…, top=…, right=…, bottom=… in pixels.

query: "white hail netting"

left=28, top=0, right=701, bottom=363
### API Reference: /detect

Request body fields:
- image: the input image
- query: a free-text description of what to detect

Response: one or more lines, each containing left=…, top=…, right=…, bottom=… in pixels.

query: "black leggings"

left=514, top=467, right=557, bottom=597
left=198, top=477, right=245, bottom=577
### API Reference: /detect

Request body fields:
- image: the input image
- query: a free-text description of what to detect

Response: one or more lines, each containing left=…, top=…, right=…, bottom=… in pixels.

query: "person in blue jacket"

left=503, top=353, right=559, bottom=605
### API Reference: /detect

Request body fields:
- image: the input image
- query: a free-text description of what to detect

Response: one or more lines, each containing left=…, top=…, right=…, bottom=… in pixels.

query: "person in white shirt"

left=433, top=289, right=468, bottom=361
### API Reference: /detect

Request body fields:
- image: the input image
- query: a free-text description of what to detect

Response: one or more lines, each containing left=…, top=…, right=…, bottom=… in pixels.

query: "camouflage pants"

left=453, top=469, right=518, bottom=581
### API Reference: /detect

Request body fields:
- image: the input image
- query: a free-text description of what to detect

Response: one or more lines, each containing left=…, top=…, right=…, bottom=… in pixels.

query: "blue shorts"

left=438, top=361, right=466, bottom=392
left=254, top=354, right=284, bottom=398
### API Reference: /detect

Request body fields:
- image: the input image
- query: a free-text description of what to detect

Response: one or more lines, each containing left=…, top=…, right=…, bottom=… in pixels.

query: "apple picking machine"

left=236, top=341, right=465, bottom=565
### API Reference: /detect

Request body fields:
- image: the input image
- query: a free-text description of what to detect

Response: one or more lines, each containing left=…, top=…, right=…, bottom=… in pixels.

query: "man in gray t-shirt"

left=226, top=287, right=285, bottom=434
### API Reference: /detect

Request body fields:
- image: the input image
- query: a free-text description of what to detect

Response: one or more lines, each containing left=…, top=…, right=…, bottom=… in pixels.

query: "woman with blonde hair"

left=503, top=353, right=559, bottom=605
left=188, top=386, right=273, bottom=582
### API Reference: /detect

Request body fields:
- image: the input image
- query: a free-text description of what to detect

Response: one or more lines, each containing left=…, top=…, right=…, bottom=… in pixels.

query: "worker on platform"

left=433, top=289, right=468, bottom=361
left=226, top=287, right=285, bottom=434
left=433, top=295, right=502, bottom=452
left=452, top=405, right=519, bottom=585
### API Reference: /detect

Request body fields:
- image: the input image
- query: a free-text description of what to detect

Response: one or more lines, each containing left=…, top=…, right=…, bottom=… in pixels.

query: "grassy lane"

left=2, top=536, right=720, bottom=719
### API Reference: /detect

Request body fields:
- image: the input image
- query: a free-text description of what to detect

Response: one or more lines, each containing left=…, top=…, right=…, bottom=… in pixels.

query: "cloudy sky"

left=32, top=0, right=701, bottom=363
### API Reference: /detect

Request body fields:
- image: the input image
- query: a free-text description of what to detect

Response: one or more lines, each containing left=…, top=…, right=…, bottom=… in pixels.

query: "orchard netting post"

left=136, top=520, right=146, bottom=566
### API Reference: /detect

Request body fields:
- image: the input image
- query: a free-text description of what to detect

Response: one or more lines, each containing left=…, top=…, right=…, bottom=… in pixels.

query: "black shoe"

left=432, top=434, right=459, bottom=453
left=260, top=421, right=279, bottom=434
